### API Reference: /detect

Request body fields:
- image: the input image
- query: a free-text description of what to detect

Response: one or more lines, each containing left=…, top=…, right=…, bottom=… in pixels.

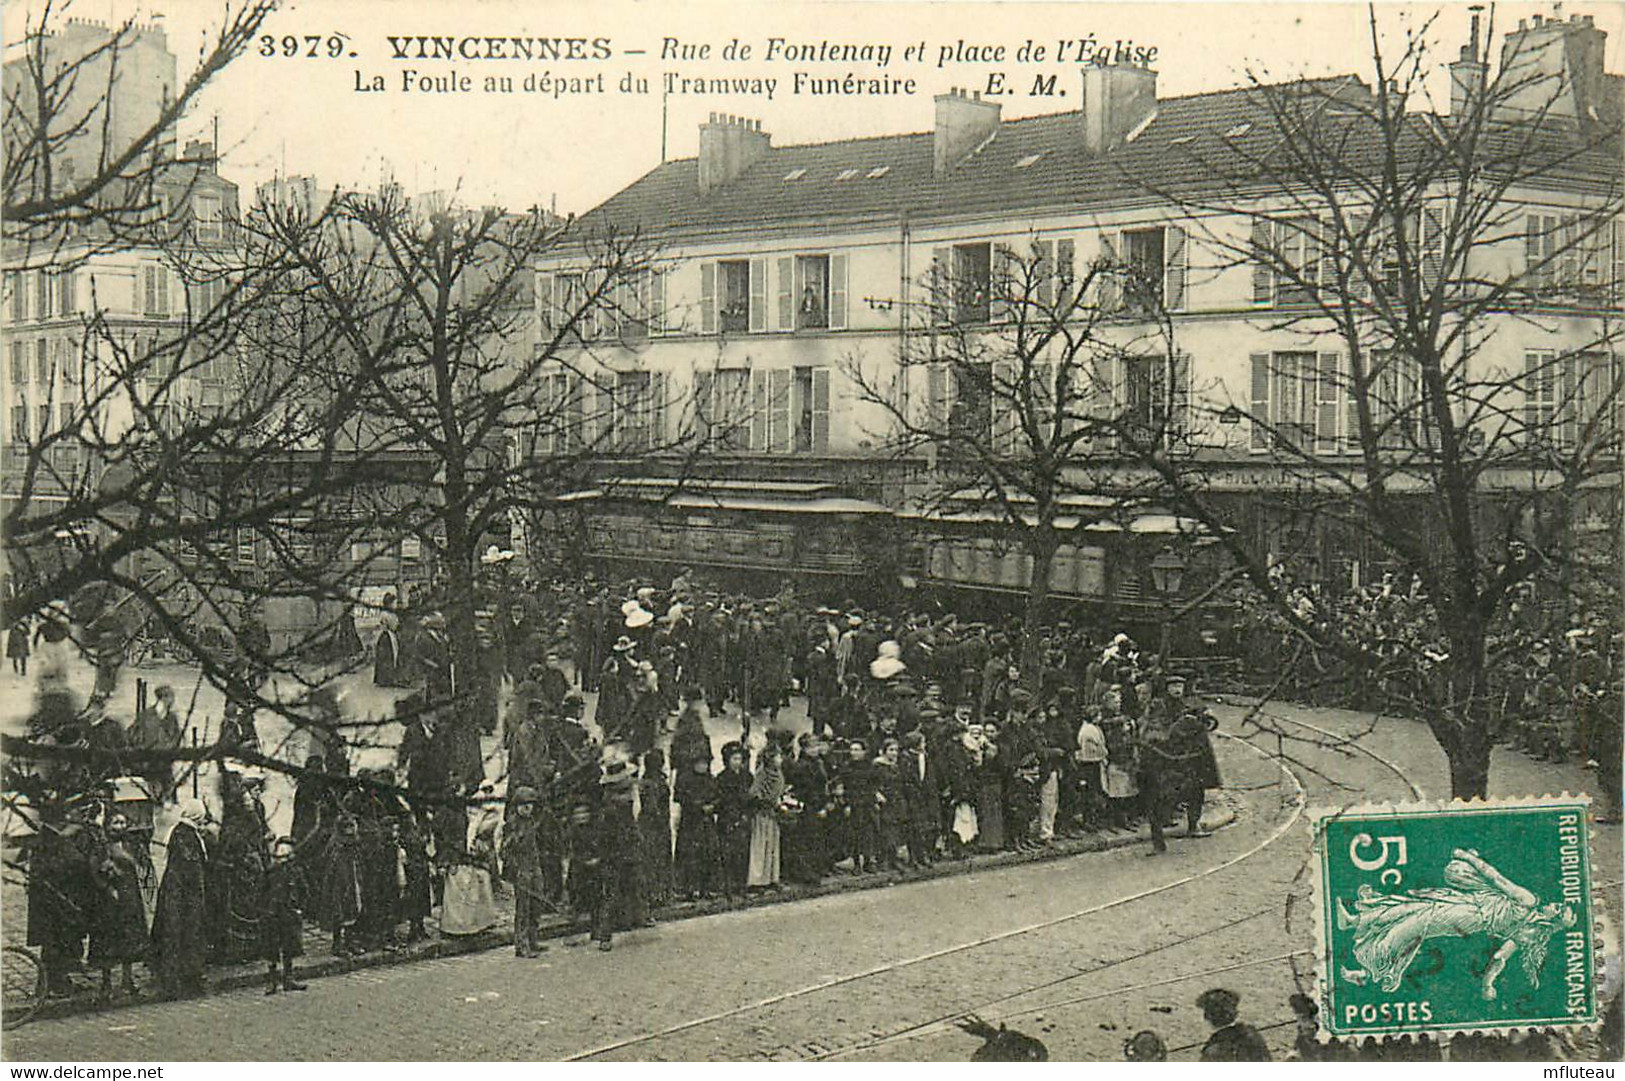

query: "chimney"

left=1451, top=7, right=1489, bottom=116
left=699, top=113, right=771, bottom=193
left=183, top=139, right=217, bottom=175
left=1496, top=9, right=1610, bottom=129
left=1080, top=64, right=1158, bottom=153
left=933, top=87, right=1001, bottom=174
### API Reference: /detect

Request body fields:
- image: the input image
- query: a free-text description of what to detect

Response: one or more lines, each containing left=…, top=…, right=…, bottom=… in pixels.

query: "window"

left=1119, top=354, right=1191, bottom=446
left=948, top=243, right=991, bottom=324
left=1524, top=349, right=1618, bottom=450
left=1526, top=213, right=1621, bottom=303
left=795, top=255, right=829, bottom=329
left=142, top=265, right=169, bottom=317
left=792, top=365, right=831, bottom=453
left=865, top=166, right=890, bottom=179
left=717, top=260, right=751, bottom=333
left=58, top=271, right=76, bottom=315
left=834, top=168, right=859, bottom=182
left=57, top=403, right=74, bottom=440
left=540, top=372, right=584, bottom=453
left=782, top=168, right=807, bottom=181
left=193, top=194, right=224, bottom=241
left=1015, top=152, right=1046, bottom=169
left=9, top=341, right=24, bottom=385
left=11, top=404, right=27, bottom=442
left=1030, top=237, right=1077, bottom=311
left=612, top=370, right=666, bottom=452
left=695, top=368, right=752, bottom=450
left=35, top=271, right=53, bottom=320
left=1249, top=351, right=1350, bottom=452
left=35, top=339, right=49, bottom=385
left=6, top=272, right=24, bottom=322
left=1104, top=226, right=1187, bottom=313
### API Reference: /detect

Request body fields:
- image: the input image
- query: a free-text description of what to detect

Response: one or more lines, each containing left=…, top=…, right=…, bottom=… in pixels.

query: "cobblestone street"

left=5, top=684, right=1617, bottom=1061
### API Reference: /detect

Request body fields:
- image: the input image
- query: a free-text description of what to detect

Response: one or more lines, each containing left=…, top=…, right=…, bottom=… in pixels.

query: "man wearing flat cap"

left=1196, top=987, right=1271, bottom=1061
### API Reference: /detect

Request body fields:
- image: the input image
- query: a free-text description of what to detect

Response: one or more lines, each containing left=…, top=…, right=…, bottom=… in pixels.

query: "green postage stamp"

left=1311, top=797, right=1598, bottom=1039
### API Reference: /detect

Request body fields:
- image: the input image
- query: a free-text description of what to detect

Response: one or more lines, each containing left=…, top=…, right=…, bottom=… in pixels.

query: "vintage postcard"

left=0, top=0, right=1620, bottom=1067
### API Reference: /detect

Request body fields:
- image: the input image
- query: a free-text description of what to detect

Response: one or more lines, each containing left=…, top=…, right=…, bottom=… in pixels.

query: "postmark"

left=1310, top=797, right=1598, bottom=1040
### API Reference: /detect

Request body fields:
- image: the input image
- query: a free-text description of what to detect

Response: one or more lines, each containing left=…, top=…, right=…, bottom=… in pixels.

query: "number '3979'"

left=259, top=33, right=351, bottom=58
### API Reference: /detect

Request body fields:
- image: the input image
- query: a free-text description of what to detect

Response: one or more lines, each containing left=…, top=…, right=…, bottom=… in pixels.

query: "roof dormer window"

left=866, top=165, right=891, bottom=179
left=782, top=168, right=807, bottom=181
left=834, top=168, right=860, bottom=182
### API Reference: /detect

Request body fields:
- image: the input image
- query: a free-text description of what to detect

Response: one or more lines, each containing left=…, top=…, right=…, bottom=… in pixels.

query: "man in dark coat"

left=259, top=837, right=309, bottom=993
left=500, top=786, right=549, bottom=957
left=129, top=684, right=182, bottom=804
left=712, top=741, right=752, bottom=896
left=1197, top=987, right=1272, bottom=1061
left=150, top=800, right=212, bottom=998
left=899, top=730, right=941, bottom=865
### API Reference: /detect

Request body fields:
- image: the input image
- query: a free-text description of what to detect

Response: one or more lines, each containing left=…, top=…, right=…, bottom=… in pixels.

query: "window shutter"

left=650, top=269, right=666, bottom=334
left=1421, top=206, right=1444, bottom=291
left=1250, top=352, right=1270, bottom=450
left=1525, top=215, right=1542, bottom=293
left=536, top=275, right=555, bottom=332
left=693, top=369, right=714, bottom=432
left=1316, top=352, right=1340, bottom=453
left=927, top=363, right=948, bottom=428
left=700, top=262, right=716, bottom=334
left=1561, top=350, right=1579, bottom=449
left=1612, top=219, right=1624, bottom=304
left=990, top=247, right=1012, bottom=323
left=1346, top=214, right=1370, bottom=300
left=1251, top=219, right=1273, bottom=305
left=1099, top=234, right=1120, bottom=311
left=749, top=259, right=767, bottom=333
left=767, top=368, right=791, bottom=452
left=751, top=369, right=768, bottom=450
left=811, top=367, right=831, bottom=452
left=1523, top=351, right=1540, bottom=439
left=593, top=376, right=615, bottom=449
left=1172, top=353, right=1191, bottom=440
left=1345, top=353, right=1362, bottom=451
left=37, top=272, right=52, bottom=319
left=1056, top=238, right=1076, bottom=312
left=777, top=257, right=794, bottom=330
left=650, top=371, right=668, bottom=447
left=829, top=253, right=848, bottom=330
left=1035, top=240, right=1055, bottom=308
left=993, top=359, right=1018, bottom=454
left=1164, top=226, right=1188, bottom=311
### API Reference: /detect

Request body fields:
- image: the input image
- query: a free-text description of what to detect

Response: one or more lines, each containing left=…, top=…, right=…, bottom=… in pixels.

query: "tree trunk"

left=1020, top=530, right=1058, bottom=690
left=441, top=517, right=485, bottom=791
left=1444, top=726, right=1492, bottom=800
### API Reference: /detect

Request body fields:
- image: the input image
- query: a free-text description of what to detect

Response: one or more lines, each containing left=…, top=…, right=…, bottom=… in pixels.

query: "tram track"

left=566, top=710, right=1426, bottom=1062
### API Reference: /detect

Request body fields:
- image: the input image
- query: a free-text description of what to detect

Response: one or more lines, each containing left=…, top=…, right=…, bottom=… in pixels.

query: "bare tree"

left=271, top=186, right=705, bottom=779
left=842, top=238, right=1192, bottom=680
left=1120, top=7, right=1621, bottom=797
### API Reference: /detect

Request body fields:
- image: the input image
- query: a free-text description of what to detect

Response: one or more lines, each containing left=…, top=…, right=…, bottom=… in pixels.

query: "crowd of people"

left=6, top=561, right=1617, bottom=1063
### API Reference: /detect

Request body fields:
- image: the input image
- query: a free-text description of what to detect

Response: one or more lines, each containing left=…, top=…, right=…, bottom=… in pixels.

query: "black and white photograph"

left=0, top=0, right=1621, bottom=1065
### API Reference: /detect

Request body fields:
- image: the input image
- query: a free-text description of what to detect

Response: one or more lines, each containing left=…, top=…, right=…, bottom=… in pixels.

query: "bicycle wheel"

left=2, top=945, right=43, bottom=1028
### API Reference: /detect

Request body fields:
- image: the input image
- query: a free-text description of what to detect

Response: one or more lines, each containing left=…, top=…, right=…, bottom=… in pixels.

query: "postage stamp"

left=1311, top=797, right=1598, bottom=1039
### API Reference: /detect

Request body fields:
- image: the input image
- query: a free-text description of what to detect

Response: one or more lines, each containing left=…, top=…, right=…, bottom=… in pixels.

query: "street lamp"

left=1149, top=545, right=1187, bottom=668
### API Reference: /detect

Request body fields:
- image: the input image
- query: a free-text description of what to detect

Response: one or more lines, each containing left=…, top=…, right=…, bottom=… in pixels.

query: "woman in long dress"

left=638, top=749, right=674, bottom=906
left=150, top=800, right=211, bottom=998
left=90, top=812, right=150, bottom=1002
left=746, top=744, right=786, bottom=889
left=1337, top=847, right=1577, bottom=999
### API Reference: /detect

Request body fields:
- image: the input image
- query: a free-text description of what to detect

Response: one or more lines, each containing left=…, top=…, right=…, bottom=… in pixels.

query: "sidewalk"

left=11, top=790, right=1248, bottom=1025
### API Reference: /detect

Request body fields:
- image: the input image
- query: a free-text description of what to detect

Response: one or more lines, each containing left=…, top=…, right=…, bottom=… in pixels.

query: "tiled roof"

left=585, top=75, right=1619, bottom=236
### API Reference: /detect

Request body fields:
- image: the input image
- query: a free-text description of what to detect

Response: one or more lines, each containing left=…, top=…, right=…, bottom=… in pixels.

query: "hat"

left=1008, top=687, right=1035, bottom=708
left=636, top=586, right=656, bottom=600
left=423, top=611, right=447, bottom=629
left=889, top=681, right=919, bottom=699
left=720, top=740, right=744, bottom=761
left=1196, top=988, right=1240, bottom=1025
left=612, top=635, right=637, bottom=653
left=626, top=607, right=654, bottom=629
left=511, top=785, right=539, bottom=803
left=846, top=614, right=863, bottom=627
left=665, top=603, right=685, bottom=623
left=620, top=599, right=641, bottom=617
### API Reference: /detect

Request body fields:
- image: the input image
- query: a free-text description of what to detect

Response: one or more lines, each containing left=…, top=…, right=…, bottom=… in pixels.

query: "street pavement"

left=4, top=687, right=1618, bottom=1062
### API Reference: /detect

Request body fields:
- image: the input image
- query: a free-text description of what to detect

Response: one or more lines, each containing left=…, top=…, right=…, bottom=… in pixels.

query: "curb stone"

left=16, top=795, right=1243, bottom=1025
